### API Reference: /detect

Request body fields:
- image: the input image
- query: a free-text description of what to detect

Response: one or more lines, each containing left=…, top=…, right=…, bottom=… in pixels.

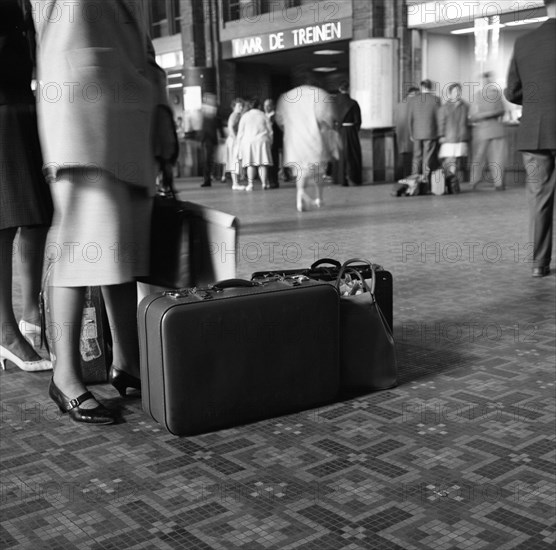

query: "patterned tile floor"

left=1, top=176, right=555, bottom=549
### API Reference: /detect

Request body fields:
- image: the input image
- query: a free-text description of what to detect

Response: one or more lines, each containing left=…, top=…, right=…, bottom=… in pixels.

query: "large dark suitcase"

left=138, top=278, right=340, bottom=436
left=252, top=258, right=393, bottom=333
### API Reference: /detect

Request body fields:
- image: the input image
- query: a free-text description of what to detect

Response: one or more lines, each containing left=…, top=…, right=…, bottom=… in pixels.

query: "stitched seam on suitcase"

left=144, top=295, right=168, bottom=429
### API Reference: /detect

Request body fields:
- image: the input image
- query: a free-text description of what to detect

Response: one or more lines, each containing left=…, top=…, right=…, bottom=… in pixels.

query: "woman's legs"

left=295, top=169, right=312, bottom=212
left=295, top=163, right=324, bottom=212
left=101, top=282, right=140, bottom=379
left=312, top=162, right=324, bottom=206
left=258, top=166, right=269, bottom=189
left=443, top=156, right=457, bottom=177
left=18, top=225, right=49, bottom=323
left=0, top=227, right=43, bottom=361
left=246, top=166, right=257, bottom=190
left=231, top=168, right=244, bottom=189
left=48, top=285, right=103, bottom=407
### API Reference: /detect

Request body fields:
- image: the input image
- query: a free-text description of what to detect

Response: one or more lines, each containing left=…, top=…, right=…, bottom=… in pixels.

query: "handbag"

left=335, top=259, right=398, bottom=392
left=147, top=180, right=193, bottom=289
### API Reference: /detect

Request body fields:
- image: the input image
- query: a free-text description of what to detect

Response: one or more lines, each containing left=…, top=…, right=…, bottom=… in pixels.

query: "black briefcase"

left=252, top=258, right=393, bottom=333
left=138, top=278, right=340, bottom=436
left=146, top=191, right=238, bottom=289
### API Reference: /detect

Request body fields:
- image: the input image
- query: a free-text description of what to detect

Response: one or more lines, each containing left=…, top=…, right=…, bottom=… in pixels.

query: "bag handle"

left=212, top=279, right=260, bottom=290
left=155, top=170, right=177, bottom=199
left=336, top=258, right=376, bottom=295
left=310, top=258, right=341, bottom=270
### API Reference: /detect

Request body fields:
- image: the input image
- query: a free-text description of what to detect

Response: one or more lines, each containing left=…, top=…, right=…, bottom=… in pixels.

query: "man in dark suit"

left=395, top=86, right=419, bottom=178
left=408, top=79, right=442, bottom=188
left=505, top=0, right=556, bottom=277
left=335, top=81, right=363, bottom=186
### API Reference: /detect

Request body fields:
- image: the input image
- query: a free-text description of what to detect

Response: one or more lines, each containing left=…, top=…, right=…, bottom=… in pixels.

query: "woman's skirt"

left=0, top=103, right=53, bottom=230
left=46, top=169, right=151, bottom=287
left=240, top=139, right=272, bottom=168
left=439, top=142, right=468, bottom=159
left=225, top=135, right=241, bottom=174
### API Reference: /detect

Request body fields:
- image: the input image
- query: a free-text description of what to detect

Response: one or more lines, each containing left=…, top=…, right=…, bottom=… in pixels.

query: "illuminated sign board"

left=222, top=19, right=352, bottom=59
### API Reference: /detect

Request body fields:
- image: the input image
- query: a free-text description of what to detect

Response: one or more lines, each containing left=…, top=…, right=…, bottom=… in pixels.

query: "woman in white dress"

left=236, top=97, right=273, bottom=191
left=276, top=82, right=335, bottom=211
left=225, top=98, right=245, bottom=190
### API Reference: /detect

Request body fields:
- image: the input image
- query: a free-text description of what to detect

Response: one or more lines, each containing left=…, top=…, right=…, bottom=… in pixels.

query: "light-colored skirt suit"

left=236, top=109, right=273, bottom=168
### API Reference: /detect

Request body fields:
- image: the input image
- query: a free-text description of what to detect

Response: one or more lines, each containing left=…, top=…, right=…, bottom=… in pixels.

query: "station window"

left=149, top=0, right=182, bottom=38
left=223, top=0, right=301, bottom=23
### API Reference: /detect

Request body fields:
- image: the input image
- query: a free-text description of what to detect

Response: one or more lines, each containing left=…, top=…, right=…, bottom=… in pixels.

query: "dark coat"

left=505, top=19, right=556, bottom=151
left=439, top=100, right=470, bottom=143
left=408, top=92, right=441, bottom=140
left=395, top=100, right=413, bottom=153
left=334, top=92, right=362, bottom=185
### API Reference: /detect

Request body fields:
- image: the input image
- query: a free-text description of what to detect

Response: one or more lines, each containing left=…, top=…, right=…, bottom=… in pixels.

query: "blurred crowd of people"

left=395, top=72, right=510, bottom=193
left=177, top=76, right=363, bottom=212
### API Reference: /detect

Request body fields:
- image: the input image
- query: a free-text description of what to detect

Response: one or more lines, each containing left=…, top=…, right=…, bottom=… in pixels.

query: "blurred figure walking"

left=276, top=76, right=336, bottom=212
left=200, top=93, right=222, bottom=188
left=505, top=0, right=556, bottom=277
left=469, top=72, right=506, bottom=191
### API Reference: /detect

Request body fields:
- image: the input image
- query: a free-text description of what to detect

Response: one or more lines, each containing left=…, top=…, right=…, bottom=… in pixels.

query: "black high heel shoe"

left=49, top=379, right=116, bottom=425
left=109, top=366, right=141, bottom=397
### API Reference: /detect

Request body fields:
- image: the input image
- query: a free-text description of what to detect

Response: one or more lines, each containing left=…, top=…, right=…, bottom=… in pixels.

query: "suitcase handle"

left=310, top=258, right=341, bottom=270
left=212, top=278, right=260, bottom=290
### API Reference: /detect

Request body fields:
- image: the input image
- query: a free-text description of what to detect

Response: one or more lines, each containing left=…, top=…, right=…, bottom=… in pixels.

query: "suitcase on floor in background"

left=252, top=258, right=394, bottom=333
left=431, top=168, right=446, bottom=195
left=138, top=278, right=340, bottom=436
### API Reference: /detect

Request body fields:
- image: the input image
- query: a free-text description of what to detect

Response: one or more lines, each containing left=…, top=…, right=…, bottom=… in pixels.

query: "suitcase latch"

left=164, top=289, right=189, bottom=299
left=191, top=287, right=214, bottom=300
left=283, top=275, right=310, bottom=286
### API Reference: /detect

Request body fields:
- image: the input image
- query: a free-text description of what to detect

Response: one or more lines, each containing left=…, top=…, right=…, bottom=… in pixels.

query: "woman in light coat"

left=236, top=97, right=273, bottom=191
left=276, top=82, right=335, bottom=211
left=34, top=0, right=176, bottom=424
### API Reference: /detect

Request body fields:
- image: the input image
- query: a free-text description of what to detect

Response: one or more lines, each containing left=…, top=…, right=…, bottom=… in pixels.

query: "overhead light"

left=168, top=73, right=183, bottom=79
left=451, top=23, right=505, bottom=35
left=168, top=83, right=183, bottom=88
left=313, top=67, right=337, bottom=72
left=505, top=16, right=548, bottom=26
left=313, top=49, right=343, bottom=55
